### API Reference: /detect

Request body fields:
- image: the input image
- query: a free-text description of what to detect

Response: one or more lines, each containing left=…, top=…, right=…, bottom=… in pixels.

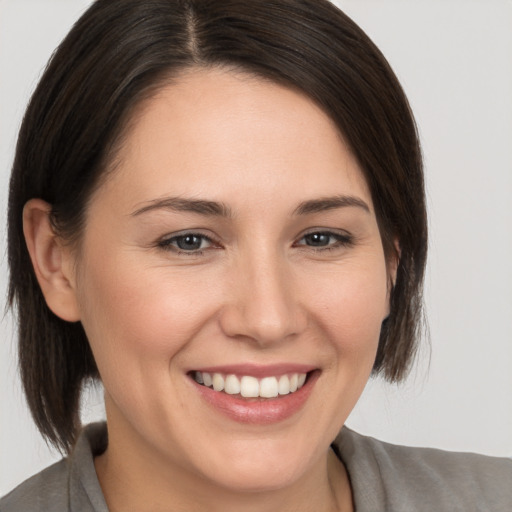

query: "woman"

left=2, top=0, right=511, bottom=511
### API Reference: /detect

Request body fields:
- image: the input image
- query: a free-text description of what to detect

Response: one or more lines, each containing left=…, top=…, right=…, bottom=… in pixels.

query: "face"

left=72, top=68, right=392, bottom=493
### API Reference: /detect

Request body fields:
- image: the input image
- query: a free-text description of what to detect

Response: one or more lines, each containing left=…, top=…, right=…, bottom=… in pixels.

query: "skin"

left=25, top=68, right=396, bottom=512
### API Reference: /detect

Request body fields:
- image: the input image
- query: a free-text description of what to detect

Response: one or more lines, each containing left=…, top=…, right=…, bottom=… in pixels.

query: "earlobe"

left=23, top=199, right=81, bottom=322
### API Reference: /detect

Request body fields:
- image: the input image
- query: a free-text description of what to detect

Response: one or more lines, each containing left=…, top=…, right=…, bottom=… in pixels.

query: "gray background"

left=1, top=0, right=511, bottom=496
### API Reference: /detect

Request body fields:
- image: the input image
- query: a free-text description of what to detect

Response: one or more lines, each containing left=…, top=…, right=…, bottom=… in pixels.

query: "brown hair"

left=7, top=0, right=427, bottom=452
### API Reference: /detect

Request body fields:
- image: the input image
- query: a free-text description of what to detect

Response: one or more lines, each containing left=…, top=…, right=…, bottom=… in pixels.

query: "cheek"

left=304, top=258, right=388, bottom=356
left=76, top=250, right=221, bottom=373
left=75, top=253, right=227, bottom=436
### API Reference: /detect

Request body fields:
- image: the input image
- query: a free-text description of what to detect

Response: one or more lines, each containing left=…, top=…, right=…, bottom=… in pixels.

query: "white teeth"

left=240, top=376, right=260, bottom=398
left=260, top=377, right=278, bottom=398
left=203, top=372, right=213, bottom=387
left=289, top=374, right=298, bottom=392
left=212, top=373, right=224, bottom=392
left=224, top=374, right=241, bottom=395
left=278, top=375, right=290, bottom=395
left=194, top=371, right=308, bottom=398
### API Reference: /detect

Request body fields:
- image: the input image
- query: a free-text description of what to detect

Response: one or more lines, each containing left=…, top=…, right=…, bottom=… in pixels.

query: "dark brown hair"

left=7, top=0, right=427, bottom=452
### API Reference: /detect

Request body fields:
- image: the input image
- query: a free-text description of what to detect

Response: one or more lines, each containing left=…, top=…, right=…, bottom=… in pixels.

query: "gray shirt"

left=1, top=422, right=511, bottom=511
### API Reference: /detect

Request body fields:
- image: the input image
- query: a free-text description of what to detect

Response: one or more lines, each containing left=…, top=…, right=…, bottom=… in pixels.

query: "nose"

left=218, top=250, right=308, bottom=346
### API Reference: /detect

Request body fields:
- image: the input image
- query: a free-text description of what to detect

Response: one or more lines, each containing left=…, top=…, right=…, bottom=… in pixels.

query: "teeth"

left=278, top=375, right=290, bottom=395
left=241, top=376, right=259, bottom=398
left=260, top=377, right=278, bottom=398
left=224, top=374, right=241, bottom=395
left=203, top=372, right=213, bottom=387
left=289, top=374, right=298, bottom=393
left=212, top=373, right=224, bottom=392
left=193, top=371, right=308, bottom=398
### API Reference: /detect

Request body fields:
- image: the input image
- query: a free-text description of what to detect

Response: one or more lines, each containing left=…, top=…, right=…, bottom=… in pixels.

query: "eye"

left=158, top=232, right=216, bottom=254
left=295, top=231, right=353, bottom=250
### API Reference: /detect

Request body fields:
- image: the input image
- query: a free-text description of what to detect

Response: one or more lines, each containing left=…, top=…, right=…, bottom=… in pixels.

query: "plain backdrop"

left=1, top=0, right=511, bottom=497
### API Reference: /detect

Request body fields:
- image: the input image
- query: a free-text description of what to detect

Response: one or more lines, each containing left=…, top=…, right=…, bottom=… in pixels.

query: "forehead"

left=98, top=67, right=372, bottom=214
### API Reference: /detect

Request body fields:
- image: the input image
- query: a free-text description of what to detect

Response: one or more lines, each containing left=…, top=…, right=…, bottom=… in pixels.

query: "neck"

left=95, top=424, right=353, bottom=512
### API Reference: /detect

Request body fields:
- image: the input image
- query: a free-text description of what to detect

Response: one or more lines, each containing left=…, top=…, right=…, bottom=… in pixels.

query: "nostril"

left=218, top=305, right=307, bottom=347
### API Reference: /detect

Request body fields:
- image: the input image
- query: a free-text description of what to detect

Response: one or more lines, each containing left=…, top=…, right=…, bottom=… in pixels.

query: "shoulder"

left=333, top=427, right=512, bottom=512
left=0, top=458, right=70, bottom=512
left=0, top=423, right=108, bottom=512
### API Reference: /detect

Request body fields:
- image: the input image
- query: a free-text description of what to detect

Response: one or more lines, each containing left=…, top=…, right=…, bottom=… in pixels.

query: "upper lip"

left=189, top=363, right=317, bottom=378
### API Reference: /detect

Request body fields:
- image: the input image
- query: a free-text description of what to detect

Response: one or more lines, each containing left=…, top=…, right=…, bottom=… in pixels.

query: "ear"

left=385, top=238, right=400, bottom=316
left=388, top=238, right=400, bottom=288
left=23, top=199, right=81, bottom=322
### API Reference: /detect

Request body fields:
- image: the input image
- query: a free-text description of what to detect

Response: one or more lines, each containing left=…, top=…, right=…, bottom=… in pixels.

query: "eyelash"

left=294, top=231, right=354, bottom=252
left=157, top=230, right=354, bottom=256
left=157, top=232, right=218, bottom=256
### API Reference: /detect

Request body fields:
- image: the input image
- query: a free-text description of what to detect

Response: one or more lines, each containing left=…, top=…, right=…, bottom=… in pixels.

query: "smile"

left=189, top=366, right=319, bottom=424
left=193, top=371, right=308, bottom=398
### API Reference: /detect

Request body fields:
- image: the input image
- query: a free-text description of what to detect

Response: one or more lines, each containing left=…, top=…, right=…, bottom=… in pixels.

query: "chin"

left=207, top=462, right=301, bottom=494
left=192, top=436, right=316, bottom=494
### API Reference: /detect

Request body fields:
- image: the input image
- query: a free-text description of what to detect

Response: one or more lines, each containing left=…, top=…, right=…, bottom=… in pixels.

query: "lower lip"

left=191, top=372, right=319, bottom=425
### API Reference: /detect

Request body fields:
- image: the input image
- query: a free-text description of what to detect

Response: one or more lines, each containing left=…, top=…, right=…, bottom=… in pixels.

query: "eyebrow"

left=131, top=197, right=233, bottom=217
left=131, top=194, right=370, bottom=218
left=293, top=195, right=371, bottom=216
